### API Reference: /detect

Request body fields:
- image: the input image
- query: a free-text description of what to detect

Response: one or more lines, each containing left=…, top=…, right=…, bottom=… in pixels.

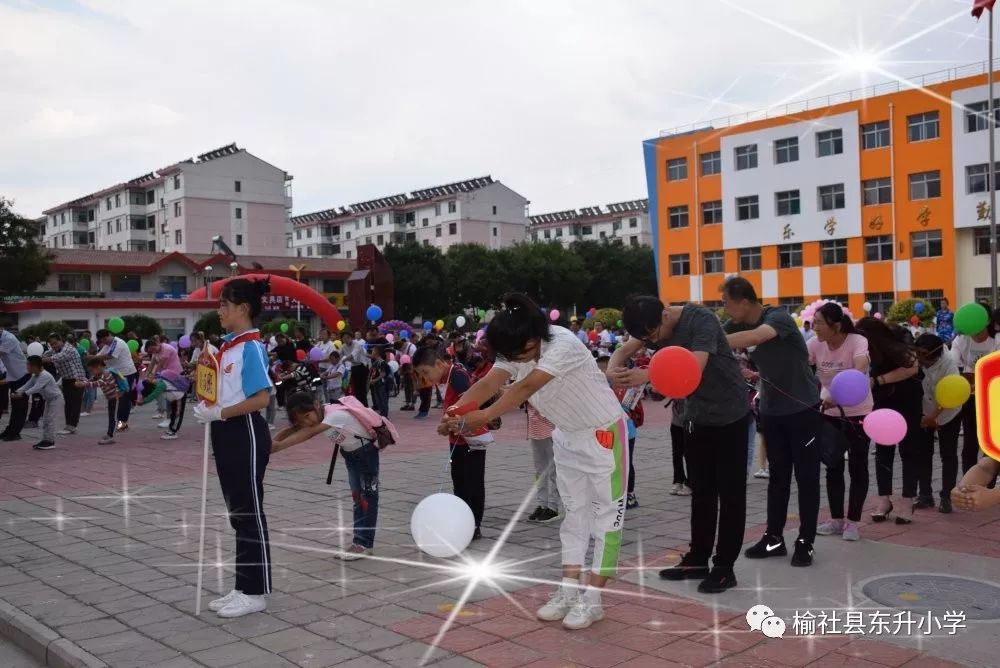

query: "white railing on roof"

left=659, top=58, right=1000, bottom=137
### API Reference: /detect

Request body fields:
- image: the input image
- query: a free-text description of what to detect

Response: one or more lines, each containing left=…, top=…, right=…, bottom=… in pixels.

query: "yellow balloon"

left=435, top=319, right=445, bottom=330
left=334, top=340, right=342, bottom=349
left=795, top=317, right=803, bottom=327
left=337, top=321, right=346, bottom=331
left=935, top=374, right=971, bottom=409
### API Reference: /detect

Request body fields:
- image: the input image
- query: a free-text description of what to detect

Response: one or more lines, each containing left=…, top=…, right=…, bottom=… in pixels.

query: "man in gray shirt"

left=611, top=297, right=749, bottom=594
left=0, top=327, right=30, bottom=441
left=723, top=277, right=821, bottom=568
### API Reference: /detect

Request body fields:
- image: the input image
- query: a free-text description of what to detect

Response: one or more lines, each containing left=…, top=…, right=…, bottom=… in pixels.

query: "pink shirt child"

left=153, top=343, right=183, bottom=375
left=807, top=333, right=874, bottom=417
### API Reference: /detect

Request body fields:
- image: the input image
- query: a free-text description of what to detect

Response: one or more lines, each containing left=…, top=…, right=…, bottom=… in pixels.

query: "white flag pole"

left=195, top=422, right=210, bottom=615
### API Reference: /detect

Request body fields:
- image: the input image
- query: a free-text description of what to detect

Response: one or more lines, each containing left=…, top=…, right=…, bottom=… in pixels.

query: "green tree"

left=119, top=314, right=163, bottom=339
left=500, top=242, right=586, bottom=307
left=887, top=299, right=935, bottom=325
left=444, top=244, right=509, bottom=312
left=0, top=196, right=53, bottom=295
left=384, top=242, right=449, bottom=321
left=571, top=241, right=658, bottom=308
left=261, top=318, right=307, bottom=336
left=192, top=311, right=224, bottom=337
left=18, top=320, right=73, bottom=341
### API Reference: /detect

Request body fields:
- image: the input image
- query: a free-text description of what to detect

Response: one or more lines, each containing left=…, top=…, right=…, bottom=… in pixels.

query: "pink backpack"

left=327, top=395, right=400, bottom=449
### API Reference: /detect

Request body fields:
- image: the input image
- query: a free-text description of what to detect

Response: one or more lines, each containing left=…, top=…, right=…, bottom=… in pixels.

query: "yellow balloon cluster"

left=336, top=321, right=346, bottom=331
left=935, top=374, right=971, bottom=409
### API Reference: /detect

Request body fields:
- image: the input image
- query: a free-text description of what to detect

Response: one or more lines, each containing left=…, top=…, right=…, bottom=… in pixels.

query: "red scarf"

left=216, top=330, right=262, bottom=363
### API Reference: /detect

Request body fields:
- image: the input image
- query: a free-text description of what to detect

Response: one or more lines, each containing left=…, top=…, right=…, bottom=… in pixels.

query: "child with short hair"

left=15, top=356, right=63, bottom=450
left=369, top=346, right=389, bottom=417
left=526, top=402, right=560, bottom=522
left=137, top=370, right=192, bottom=440
left=322, top=351, right=346, bottom=403
left=915, top=334, right=962, bottom=513
left=596, top=353, right=644, bottom=508
left=76, top=358, right=129, bottom=444
left=272, top=392, right=382, bottom=559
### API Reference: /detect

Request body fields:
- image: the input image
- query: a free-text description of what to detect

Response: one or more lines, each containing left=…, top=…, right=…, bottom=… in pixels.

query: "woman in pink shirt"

left=807, top=302, right=873, bottom=542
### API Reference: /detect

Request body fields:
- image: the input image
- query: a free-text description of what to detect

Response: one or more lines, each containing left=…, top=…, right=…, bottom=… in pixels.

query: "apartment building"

left=40, top=144, right=292, bottom=256
left=643, top=62, right=1000, bottom=314
left=288, top=176, right=529, bottom=259
left=528, top=199, right=650, bottom=247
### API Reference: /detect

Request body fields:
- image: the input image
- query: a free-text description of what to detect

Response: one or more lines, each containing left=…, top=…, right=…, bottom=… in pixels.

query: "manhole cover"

left=861, top=574, right=1000, bottom=620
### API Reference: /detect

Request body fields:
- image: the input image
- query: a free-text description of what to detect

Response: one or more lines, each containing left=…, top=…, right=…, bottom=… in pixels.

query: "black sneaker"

left=536, top=508, right=560, bottom=523
left=527, top=506, right=544, bottom=522
left=914, top=495, right=935, bottom=510
left=790, top=539, right=814, bottom=567
left=939, top=495, right=953, bottom=514
left=400, top=405, right=414, bottom=411
left=659, top=553, right=710, bottom=581
left=2, top=434, right=21, bottom=442
left=744, top=534, right=787, bottom=559
left=697, top=568, right=737, bottom=594
left=33, top=441, right=55, bottom=450
left=626, top=493, right=639, bottom=509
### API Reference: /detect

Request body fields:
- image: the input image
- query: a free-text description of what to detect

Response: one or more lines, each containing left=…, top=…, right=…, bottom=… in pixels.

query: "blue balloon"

left=423, top=321, right=433, bottom=331
left=914, top=302, right=925, bottom=314
left=609, top=333, right=617, bottom=345
left=366, top=304, right=383, bottom=321
left=400, top=330, right=410, bottom=339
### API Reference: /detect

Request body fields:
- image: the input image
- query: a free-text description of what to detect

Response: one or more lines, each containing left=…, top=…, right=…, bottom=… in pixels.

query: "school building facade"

left=643, top=63, right=1000, bottom=315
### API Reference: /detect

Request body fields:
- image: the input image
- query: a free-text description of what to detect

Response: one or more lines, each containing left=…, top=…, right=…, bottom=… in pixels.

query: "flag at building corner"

left=973, top=0, right=996, bottom=19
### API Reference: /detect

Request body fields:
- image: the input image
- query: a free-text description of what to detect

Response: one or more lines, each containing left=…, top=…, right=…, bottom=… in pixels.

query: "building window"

left=907, top=111, right=940, bottom=142
left=700, top=151, right=721, bottom=176
left=555, top=228, right=563, bottom=237
left=322, top=278, right=346, bottom=293
left=107, top=221, right=112, bottom=235
left=600, top=231, right=607, bottom=240
left=373, top=214, right=381, bottom=226
left=612, top=220, right=622, bottom=232
left=376, top=234, right=384, bottom=245
left=703, top=251, right=724, bottom=273
left=235, top=234, right=243, bottom=246
left=436, top=227, right=442, bottom=238
left=965, top=100, right=1000, bottom=133
left=778, top=243, right=803, bottom=268
left=739, top=247, right=762, bottom=271
left=818, top=184, right=846, bottom=211
left=821, top=239, right=848, bottom=264
left=865, top=292, right=895, bottom=315
left=449, top=222, right=457, bottom=235
left=630, top=236, right=639, bottom=246
left=975, top=227, right=993, bottom=255
left=492, top=205, right=498, bottom=215
left=174, top=202, right=182, bottom=217
left=234, top=180, right=241, bottom=192
left=296, top=230, right=302, bottom=240
left=448, top=201, right=457, bottom=213
left=106, top=198, right=111, bottom=211
left=736, top=195, right=759, bottom=221
left=235, top=207, right=242, bottom=219
left=911, top=230, right=943, bottom=258
left=306, top=228, right=313, bottom=239
left=865, top=235, right=894, bottom=261
left=110, top=273, right=141, bottom=292
left=666, top=157, right=688, bottom=181
left=668, top=205, right=689, bottom=229
left=775, top=190, right=800, bottom=216
left=912, top=289, right=946, bottom=308
left=861, top=120, right=890, bottom=149
left=773, top=137, right=799, bottom=164
left=701, top=201, right=722, bottom=225
left=735, top=144, right=758, bottom=170
left=173, top=175, right=180, bottom=189
left=492, top=226, right=498, bottom=237
left=158, top=275, right=187, bottom=294
left=816, top=129, right=844, bottom=157
left=629, top=217, right=638, bottom=228
left=543, top=229, right=551, bottom=240
left=58, top=274, right=92, bottom=292
left=345, top=231, right=351, bottom=239
left=364, top=217, right=371, bottom=228
left=863, top=177, right=892, bottom=205
left=346, top=250, right=353, bottom=258
left=582, top=225, right=593, bottom=235
left=966, top=163, right=999, bottom=194
left=307, top=246, right=313, bottom=256
left=114, top=194, right=120, bottom=207
left=365, top=236, right=372, bottom=244
left=115, top=219, right=121, bottom=233
left=909, top=170, right=941, bottom=200
left=669, top=253, right=690, bottom=276
left=296, top=248, right=302, bottom=257
left=175, top=230, right=182, bottom=244
left=777, top=297, right=804, bottom=313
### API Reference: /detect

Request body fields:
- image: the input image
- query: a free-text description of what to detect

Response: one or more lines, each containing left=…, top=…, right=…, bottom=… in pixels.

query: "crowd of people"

left=2, top=281, right=999, bottom=629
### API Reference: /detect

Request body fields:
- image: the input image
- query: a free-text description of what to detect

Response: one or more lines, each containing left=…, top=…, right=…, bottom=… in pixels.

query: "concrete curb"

left=0, top=601, right=107, bottom=668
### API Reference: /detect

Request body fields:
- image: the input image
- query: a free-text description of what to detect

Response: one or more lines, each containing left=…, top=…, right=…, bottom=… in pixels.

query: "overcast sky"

left=0, top=0, right=989, bottom=219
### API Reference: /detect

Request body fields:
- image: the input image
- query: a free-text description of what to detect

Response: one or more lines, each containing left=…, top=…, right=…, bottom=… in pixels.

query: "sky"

left=0, top=0, right=991, bottom=219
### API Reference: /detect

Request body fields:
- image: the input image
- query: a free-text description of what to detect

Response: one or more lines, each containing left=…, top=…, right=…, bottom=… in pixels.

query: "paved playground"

left=0, top=396, right=996, bottom=667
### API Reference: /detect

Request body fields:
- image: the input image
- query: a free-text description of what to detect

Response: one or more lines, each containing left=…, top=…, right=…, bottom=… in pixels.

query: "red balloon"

left=648, top=346, right=702, bottom=399
left=910, top=315, right=920, bottom=326
left=295, top=349, right=306, bottom=361
left=588, top=330, right=598, bottom=342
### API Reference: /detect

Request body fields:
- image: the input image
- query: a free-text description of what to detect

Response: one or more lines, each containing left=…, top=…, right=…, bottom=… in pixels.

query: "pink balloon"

left=874, top=312, right=884, bottom=320
left=863, top=409, right=907, bottom=445
left=550, top=309, right=560, bottom=321
left=386, top=333, right=395, bottom=343
left=399, top=355, right=412, bottom=365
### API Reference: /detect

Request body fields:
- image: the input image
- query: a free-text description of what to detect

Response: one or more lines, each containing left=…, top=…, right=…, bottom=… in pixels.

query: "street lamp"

left=289, top=263, right=307, bottom=322
left=229, top=261, right=239, bottom=277
left=204, top=265, right=214, bottom=299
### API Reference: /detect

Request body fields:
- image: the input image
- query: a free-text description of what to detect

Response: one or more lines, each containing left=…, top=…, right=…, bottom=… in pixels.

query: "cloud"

left=0, top=0, right=988, bottom=218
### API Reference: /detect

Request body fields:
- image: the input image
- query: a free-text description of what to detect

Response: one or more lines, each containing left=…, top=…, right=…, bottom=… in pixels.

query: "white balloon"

left=26, top=342, right=44, bottom=356
left=411, top=493, right=475, bottom=558
left=456, top=316, right=466, bottom=327
left=388, top=360, right=400, bottom=373
left=863, top=302, right=872, bottom=312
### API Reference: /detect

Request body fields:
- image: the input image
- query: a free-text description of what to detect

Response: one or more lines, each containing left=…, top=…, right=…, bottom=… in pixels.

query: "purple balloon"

left=829, top=369, right=869, bottom=407
left=178, top=335, right=192, bottom=349
left=309, top=346, right=325, bottom=362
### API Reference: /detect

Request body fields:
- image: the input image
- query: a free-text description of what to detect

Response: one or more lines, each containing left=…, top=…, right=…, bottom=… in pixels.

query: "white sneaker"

left=57, top=428, right=76, bottom=436
left=208, top=589, right=240, bottom=612
left=816, top=519, right=844, bottom=536
left=842, top=521, right=861, bottom=542
left=753, top=469, right=770, bottom=479
left=79, top=412, right=90, bottom=417
left=562, top=599, right=604, bottom=630
left=157, top=419, right=171, bottom=429
left=160, top=432, right=179, bottom=441
left=217, top=592, right=266, bottom=618
left=151, top=413, right=165, bottom=420
left=536, top=588, right=578, bottom=622
left=98, top=436, right=115, bottom=445
left=675, top=483, right=691, bottom=496
left=336, top=545, right=372, bottom=561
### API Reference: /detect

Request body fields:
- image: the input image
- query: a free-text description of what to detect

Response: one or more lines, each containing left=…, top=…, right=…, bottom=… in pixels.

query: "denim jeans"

left=370, top=382, right=389, bottom=417
left=342, top=442, right=380, bottom=549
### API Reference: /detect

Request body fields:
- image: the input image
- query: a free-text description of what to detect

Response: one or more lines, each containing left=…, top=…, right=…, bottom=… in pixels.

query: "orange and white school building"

left=643, top=63, right=1000, bottom=315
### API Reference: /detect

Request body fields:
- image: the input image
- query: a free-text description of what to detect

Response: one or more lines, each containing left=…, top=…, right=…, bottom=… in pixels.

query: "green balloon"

left=78, top=339, right=91, bottom=351
left=127, top=339, right=139, bottom=353
left=108, top=317, right=125, bottom=334
left=280, top=323, right=289, bottom=333
left=954, top=303, right=990, bottom=336
left=617, top=319, right=623, bottom=328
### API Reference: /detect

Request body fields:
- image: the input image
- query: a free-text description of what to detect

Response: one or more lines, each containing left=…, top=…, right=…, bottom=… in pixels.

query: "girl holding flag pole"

left=192, top=278, right=275, bottom=618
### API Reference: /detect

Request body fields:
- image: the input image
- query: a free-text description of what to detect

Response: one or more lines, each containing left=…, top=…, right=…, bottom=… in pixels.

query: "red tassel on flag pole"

left=974, top=0, right=997, bottom=19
